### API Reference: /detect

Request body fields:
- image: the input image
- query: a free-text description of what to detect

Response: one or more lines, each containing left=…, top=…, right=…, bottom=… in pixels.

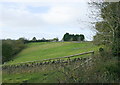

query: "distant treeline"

left=63, top=33, right=85, bottom=41
left=25, top=37, right=59, bottom=43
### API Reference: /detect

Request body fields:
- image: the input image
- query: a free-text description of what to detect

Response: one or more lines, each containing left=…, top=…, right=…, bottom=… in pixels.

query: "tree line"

left=26, top=37, right=59, bottom=43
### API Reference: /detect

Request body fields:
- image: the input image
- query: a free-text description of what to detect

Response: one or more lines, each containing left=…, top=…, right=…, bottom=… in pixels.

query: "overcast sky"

left=0, top=0, right=97, bottom=41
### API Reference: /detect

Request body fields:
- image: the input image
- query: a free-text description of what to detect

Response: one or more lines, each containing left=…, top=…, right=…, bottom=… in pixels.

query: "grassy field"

left=2, top=58, right=95, bottom=83
left=3, top=56, right=118, bottom=83
left=3, top=41, right=103, bottom=83
left=5, top=42, right=100, bottom=65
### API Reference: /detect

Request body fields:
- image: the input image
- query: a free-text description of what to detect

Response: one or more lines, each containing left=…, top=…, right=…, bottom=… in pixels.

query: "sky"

left=0, top=0, right=98, bottom=41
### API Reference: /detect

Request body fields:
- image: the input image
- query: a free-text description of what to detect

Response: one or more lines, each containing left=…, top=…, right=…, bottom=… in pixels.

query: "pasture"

left=3, top=56, right=94, bottom=83
left=5, top=41, right=99, bottom=65
left=3, top=41, right=101, bottom=83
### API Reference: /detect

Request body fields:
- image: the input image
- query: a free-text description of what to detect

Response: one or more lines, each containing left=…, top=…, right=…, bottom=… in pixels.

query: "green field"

left=6, top=42, right=100, bottom=65
left=3, top=42, right=102, bottom=83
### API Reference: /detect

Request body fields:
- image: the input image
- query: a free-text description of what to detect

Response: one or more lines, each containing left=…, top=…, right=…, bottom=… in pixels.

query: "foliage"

left=18, top=37, right=28, bottom=44
left=2, top=41, right=119, bottom=83
left=2, top=42, right=13, bottom=63
left=32, top=37, right=37, bottom=41
left=25, top=37, right=59, bottom=43
left=93, top=2, right=120, bottom=57
left=26, top=39, right=50, bottom=43
left=91, top=1, right=120, bottom=82
left=53, top=38, right=59, bottom=41
left=2, top=39, right=26, bottom=63
left=2, top=53, right=119, bottom=83
left=63, top=33, right=85, bottom=41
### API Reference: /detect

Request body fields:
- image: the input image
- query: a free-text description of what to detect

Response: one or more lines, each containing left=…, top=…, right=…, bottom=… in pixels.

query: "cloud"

left=0, top=1, right=96, bottom=41
left=0, top=0, right=89, bottom=3
left=41, top=6, right=81, bottom=25
left=0, top=2, right=89, bottom=28
left=1, top=4, right=44, bottom=28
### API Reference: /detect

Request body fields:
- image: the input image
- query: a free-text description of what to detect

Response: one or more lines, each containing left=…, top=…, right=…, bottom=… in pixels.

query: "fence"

left=2, top=51, right=94, bottom=69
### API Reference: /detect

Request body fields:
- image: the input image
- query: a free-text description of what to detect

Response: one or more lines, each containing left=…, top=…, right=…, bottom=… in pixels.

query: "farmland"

left=5, top=41, right=99, bottom=65
left=2, top=42, right=119, bottom=83
left=2, top=1, right=120, bottom=83
left=2, top=41, right=101, bottom=83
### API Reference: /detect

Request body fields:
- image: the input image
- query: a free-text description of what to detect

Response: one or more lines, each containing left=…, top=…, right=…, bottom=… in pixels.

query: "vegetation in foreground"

left=2, top=40, right=119, bottom=83
left=2, top=53, right=119, bottom=83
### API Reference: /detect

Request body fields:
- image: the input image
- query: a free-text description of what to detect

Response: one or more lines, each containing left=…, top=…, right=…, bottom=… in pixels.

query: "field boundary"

left=3, top=51, right=94, bottom=67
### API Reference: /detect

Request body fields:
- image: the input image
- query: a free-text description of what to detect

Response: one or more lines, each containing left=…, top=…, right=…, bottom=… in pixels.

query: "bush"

left=106, top=62, right=120, bottom=79
left=99, top=47, right=105, bottom=57
left=2, top=42, right=13, bottom=63
left=2, top=39, right=26, bottom=63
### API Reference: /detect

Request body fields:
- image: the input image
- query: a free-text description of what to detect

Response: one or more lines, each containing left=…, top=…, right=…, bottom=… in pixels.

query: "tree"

left=73, top=35, right=78, bottom=41
left=2, top=42, right=13, bottom=63
left=79, top=34, right=85, bottom=41
left=69, top=34, right=74, bottom=41
left=63, top=33, right=85, bottom=41
left=32, top=37, right=37, bottom=41
left=91, top=2, right=120, bottom=57
left=41, top=38, right=46, bottom=40
left=18, top=37, right=28, bottom=44
left=63, top=33, right=70, bottom=41
left=53, top=38, right=59, bottom=41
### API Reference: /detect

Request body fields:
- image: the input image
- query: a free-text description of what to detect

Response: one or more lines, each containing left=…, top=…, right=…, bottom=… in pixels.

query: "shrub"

left=2, top=39, right=26, bottom=63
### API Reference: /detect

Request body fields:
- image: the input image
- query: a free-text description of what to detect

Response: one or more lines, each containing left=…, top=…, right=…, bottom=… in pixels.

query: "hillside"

left=6, top=42, right=99, bottom=65
left=3, top=42, right=119, bottom=83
